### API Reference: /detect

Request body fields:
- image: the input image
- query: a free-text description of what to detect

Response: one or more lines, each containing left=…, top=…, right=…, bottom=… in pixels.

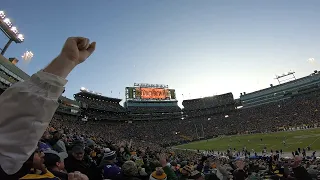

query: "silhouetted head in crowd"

left=52, top=130, right=63, bottom=140
left=44, top=150, right=67, bottom=171
left=72, top=145, right=85, bottom=161
left=103, top=149, right=117, bottom=164
left=41, top=130, right=52, bottom=141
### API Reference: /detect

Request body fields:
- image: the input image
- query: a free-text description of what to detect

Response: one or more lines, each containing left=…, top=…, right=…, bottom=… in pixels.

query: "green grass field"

left=175, top=128, right=320, bottom=152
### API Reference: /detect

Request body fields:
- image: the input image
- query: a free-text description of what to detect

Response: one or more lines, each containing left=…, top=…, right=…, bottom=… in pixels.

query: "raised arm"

left=0, top=37, right=96, bottom=175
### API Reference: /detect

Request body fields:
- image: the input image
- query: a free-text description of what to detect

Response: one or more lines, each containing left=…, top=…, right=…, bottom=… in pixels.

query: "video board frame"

left=125, top=85, right=176, bottom=101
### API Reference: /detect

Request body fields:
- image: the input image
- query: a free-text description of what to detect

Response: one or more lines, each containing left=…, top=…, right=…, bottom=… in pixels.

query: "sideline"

left=172, top=128, right=320, bottom=151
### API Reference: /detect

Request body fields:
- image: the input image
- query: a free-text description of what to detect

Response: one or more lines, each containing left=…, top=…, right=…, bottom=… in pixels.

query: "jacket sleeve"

left=0, top=71, right=67, bottom=175
left=163, top=166, right=178, bottom=180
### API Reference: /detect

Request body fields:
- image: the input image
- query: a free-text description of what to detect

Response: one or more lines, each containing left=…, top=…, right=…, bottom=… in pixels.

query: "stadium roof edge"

left=183, top=92, right=233, bottom=103
left=74, top=91, right=122, bottom=102
left=241, top=72, right=320, bottom=98
left=0, top=54, right=30, bottom=80
left=59, top=96, right=80, bottom=106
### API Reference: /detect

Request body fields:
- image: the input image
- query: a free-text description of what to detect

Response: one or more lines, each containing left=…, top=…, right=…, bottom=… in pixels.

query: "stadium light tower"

left=0, top=10, right=24, bottom=55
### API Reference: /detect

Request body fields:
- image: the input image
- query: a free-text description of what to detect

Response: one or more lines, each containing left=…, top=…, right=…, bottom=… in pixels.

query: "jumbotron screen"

left=126, top=87, right=176, bottom=100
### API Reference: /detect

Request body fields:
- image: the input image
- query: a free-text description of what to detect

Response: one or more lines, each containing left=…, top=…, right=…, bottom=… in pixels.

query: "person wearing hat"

left=65, top=145, right=87, bottom=173
left=159, top=154, right=178, bottom=180
left=44, top=149, right=68, bottom=180
left=150, top=167, right=167, bottom=180
left=65, top=142, right=102, bottom=180
left=180, top=165, right=193, bottom=180
left=0, top=37, right=95, bottom=180
left=19, top=147, right=88, bottom=180
left=122, top=160, right=142, bottom=180
left=100, top=149, right=121, bottom=180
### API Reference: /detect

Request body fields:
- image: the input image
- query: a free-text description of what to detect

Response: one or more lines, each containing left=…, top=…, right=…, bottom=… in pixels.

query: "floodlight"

left=0, top=10, right=25, bottom=55
left=22, top=51, right=33, bottom=61
left=0, top=11, right=5, bottom=19
left=3, top=18, right=12, bottom=27
left=10, top=26, right=18, bottom=34
left=17, top=34, right=24, bottom=41
left=308, top=58, right=315, bottom=63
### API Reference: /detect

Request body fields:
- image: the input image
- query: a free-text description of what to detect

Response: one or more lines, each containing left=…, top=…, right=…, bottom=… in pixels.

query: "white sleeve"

left=0, top=71, right=67, bottom=175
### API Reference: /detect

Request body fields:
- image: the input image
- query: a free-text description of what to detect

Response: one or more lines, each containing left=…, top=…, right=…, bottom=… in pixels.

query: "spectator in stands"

left=121, top=160, right=142, bottom=180
left=100, top=148, right=122, bottom=179
left=65, top=142, right=102, bottom=179
left=65, top=145, right=86, bottom=172
left=50, top=130, right=68, bottom=154
left=2, top=32, right=320, bottom=180
left=43, top=149, right=68, bottom=180
left=39, top=131, right=54, bottom=151
left=150, top=167, right=167, bottom=180
left=291, top=156, right=312, bottom=180
left=0, top=36, right=95, bottom=179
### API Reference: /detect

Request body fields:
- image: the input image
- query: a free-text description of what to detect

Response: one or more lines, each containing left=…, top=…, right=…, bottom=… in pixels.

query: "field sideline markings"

left=173, top=128, right=320, bottom=151
left=309, top=136, right=320, bottom=147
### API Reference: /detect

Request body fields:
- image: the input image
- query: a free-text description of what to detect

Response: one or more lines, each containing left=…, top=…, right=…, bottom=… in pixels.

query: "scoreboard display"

left=126, top=85, right=176, bottom=100
left=139, top=88, right=169, bottom=100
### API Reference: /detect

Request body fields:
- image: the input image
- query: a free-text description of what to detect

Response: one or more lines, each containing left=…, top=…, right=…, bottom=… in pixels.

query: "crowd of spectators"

left=2, top=73, right=320, bottom=180
left=126, top=101, right=182, bottom=121
left=39, top=90, right=320, bottom=179
left=51, top=90, right=320, bottom=149
left=32, top=124, right=320, bottom=180
left=182, top=93, right=234, bottom=111
left=1, top=37, right=320, bottom=180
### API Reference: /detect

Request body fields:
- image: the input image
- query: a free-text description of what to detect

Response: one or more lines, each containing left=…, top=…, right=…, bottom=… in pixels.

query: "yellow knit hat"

left=150, top=167, right=167, bottom=180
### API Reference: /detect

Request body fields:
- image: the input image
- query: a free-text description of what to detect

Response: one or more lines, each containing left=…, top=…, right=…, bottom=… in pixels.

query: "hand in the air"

left=236, top=160, right=245, bottom=170
left=43, top=37, right=96, bottom=78
left=60, top=37, right=96, bottom=65
left=68, top=171, right=89, bottom=180
left=159, top=153, right=167, bottom=167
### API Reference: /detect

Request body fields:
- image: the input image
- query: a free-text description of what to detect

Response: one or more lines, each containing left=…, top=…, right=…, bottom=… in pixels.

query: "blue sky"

left=1, top=0, right=320, bottom=106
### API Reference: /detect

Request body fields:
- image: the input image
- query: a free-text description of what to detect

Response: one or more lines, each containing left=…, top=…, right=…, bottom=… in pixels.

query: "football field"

left=174, top=128, right=320, bottom=152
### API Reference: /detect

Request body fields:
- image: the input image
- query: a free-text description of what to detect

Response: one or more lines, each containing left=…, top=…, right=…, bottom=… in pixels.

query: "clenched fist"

left=68, top=171, right=89, bottom=180
left=44, top=37, right=96, bottom=78
left=60, top=37, right=96, bottom=65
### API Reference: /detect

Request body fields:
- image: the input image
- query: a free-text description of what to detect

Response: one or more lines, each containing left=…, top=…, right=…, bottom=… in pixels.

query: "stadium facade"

left=2, top=52, right=320, bottom=123
left=0, top=54, right=29, bottom=94
left=182, top=93, right=236, bottom=118
left=240, top=71, right=320, bottom=108
left=74, top=90, right=126, bottom=121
